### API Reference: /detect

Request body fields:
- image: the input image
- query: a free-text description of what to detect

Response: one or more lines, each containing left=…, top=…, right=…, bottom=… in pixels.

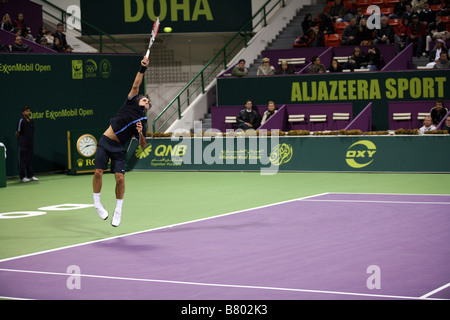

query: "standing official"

left=16, top=106, right=38, bottom=182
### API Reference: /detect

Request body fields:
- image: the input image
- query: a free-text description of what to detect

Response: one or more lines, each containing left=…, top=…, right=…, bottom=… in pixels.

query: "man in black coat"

left=236, top=100, right=261, bottom=130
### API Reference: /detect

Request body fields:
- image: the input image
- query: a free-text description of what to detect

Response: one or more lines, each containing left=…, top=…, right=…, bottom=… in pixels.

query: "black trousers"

left=18, top=147, right=34, bottom=179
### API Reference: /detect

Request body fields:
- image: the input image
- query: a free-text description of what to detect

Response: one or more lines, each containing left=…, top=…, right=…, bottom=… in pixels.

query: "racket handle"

left=145, top=48, right=150, bottom=58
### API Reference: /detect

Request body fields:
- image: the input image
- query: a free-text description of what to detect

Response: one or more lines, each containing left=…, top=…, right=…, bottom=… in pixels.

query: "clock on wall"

left=76, top=134, right=97, bottom=158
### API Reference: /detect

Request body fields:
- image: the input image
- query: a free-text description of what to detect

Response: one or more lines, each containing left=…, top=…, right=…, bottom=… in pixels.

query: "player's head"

left=137, top=94, right=151, bottom=111
left=22, top=105, right=31, bottom=117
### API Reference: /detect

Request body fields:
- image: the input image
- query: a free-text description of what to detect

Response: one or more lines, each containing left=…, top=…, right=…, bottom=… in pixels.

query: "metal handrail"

left=39, top=0, right=140, bottom=53
left=152, top=0, right=286, bottom=133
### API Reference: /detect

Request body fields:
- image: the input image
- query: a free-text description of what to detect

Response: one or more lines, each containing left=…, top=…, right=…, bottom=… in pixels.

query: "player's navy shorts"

left=94, top=135, right=126, bottom=174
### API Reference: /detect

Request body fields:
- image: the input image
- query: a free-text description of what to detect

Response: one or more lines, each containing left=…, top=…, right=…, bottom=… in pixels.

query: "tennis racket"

left=145, top=17, right=160, bottom=58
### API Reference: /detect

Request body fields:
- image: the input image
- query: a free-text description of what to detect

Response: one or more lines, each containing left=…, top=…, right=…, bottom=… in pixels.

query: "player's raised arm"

left=128, top=56, right=149, bottom=99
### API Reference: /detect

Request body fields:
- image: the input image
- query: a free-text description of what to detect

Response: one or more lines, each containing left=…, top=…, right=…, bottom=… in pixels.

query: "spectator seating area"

left=320, top=0, right=450, bottom=48
left=211, top=99, right=449, bottom=133
left=212, top=103, right=363, bottom=132
left=389, top=100, right=450, bottom=129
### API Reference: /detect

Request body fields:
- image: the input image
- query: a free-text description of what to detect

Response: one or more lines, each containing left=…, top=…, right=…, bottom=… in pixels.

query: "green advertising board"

left=0, top=53, right=143, bottom=177
left=80, top=0, right=252, bottom=34
left=126, top=135, right=450, bottom=173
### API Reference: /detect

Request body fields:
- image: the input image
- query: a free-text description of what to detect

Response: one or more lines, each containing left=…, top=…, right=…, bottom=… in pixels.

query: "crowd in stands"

left=230, top=1, right=449, bottom=77
left=0, top=13, right=72, bottom=52
left=292, top=0, right=450, bottom=68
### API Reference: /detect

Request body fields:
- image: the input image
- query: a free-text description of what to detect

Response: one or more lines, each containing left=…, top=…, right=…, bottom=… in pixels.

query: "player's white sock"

left=93, top=193, right=108, bottom=220
left=115, top=199, right=123, bottom=213
left=93, top=193, right=101, bottom=207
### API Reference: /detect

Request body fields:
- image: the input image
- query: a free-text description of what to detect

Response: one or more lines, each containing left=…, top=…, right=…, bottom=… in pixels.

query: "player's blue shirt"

left=110, top=94, right=147, bottom=145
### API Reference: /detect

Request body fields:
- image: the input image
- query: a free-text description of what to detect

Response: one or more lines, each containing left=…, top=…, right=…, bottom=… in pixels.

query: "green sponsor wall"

left=126, top=136, right=450, bottom=173
left=216, top=69, right=450, bottom=130
left=0, top=53, right=143, bottom=177
left=80, top=0, right=252, bottom=34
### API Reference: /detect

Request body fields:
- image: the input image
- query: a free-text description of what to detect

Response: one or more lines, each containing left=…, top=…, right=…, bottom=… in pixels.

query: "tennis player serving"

left=93, top=56, right=150, bottom=227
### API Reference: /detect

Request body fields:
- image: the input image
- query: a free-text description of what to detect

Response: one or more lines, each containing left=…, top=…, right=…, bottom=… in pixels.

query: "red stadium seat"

left=335, top=22, right=350, bottom=35
left=324, top=34, right=341, bottom=47
left=356, top=0, right=373, bottom=6
left=430, top=4, right=443, bottom=12
left=388, top=18, right=401, bottom=27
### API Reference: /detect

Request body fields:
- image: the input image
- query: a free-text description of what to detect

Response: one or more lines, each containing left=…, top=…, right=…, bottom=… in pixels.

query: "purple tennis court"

left=0, top=193, right=449, bottom=300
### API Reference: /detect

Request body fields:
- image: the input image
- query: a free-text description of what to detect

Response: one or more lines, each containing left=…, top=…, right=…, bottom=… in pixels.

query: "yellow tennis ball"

left=164, top=27, right=172, bottom=33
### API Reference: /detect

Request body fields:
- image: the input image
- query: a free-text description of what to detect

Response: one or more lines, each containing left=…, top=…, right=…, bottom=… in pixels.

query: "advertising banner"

left=126, top=135, right=450, bottom=173
left=80, top=0, right=252, bottom=34
left=0, top=53, right=142, bottom=176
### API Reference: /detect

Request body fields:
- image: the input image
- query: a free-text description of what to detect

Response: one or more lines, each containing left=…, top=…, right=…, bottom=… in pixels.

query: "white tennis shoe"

left=95, top=204, right=108, bottom=220
left=111, top=211, right=121, bottom=227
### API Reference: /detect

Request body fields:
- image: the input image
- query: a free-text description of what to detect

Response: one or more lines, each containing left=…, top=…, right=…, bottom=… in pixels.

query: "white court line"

left=300, top=199, right=450, bottom=205
left=0, top=268, right=447, bottom=300
left=420, top=282, right=450, bottom=299
left=0, top=192, right=330, bottom=263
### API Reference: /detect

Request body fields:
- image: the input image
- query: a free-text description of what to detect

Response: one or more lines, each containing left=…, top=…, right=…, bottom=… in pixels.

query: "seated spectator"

left=341, top=17, right=359, bottom=46
left=236, top=99, right=261, bottom=130
left=406, top=14, right=426, bottom=57
left=302, top=13, right=315, bottom=35
left=442, top=0, right=450, bottom=16
left=402, top=3, right=414, bottom=21
left=231, top=59, right=248, bottom=77
left=13, top=13, right=26, bottom=30
left=419, top=3, right=436, bottom=25
left=36, top=26, right=47, bottom=44
left=257, top=57, right=275, bottom=76
left=433, top=51, right=450, bottom=69
left=426, top=14, right=450, bottom=54
left=328, top=0, right=347, bottom=23
left=53, top=23, right=67, bottom=48
left=11, top=36, right=32, bottom=52
left=63, top=44, right=72, bottom=53
left=366, top=45, right=383, bottom=71
left=1, top=14, right=14, bottom=32
left=441, top=116, right=450, bottom=133
left=411, top=0, right=428, bottom=13
left=52, top=37, right=63, bottom=52
left=374, top=16, right=395, bottom=45
left=307, top=56, right=326, bottom=73
left=38, top=37, right=48, bottom=47
left=430, top=100, right=449, bottom=126
left=343, top=0, right=358, bottom=22
left=43, top=30, right=54, bottom=46
left=317, top=12, right=335, bottom=36
left=275, top=60, right=295, bottom=75
left=261, top=101, right=277, bottom=125
left=21, top=28, right=34, bottom=42
left=354, top=8, right=365, bottom=25
left=357, top=17, right=375, bottom=46
left=419, top=116, right=436, bottom=134
left=329, top=59, right=343, bottom=72
left=426, top=39, right=448, bottom=68
left=0, top=35, right=10, bottom=52
left=394, top=17, right=410, bottom=54
left=294, top=26, right=323, bottom=47
left=391, top=0, right=409, bottom=19
left=343, top=47, right=367, bottom=71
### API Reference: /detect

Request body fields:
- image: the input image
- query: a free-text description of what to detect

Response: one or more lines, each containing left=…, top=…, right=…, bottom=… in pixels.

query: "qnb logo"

left=346, top=140, right=377, bottom=169
left=367, top=5, right=381, bottom=30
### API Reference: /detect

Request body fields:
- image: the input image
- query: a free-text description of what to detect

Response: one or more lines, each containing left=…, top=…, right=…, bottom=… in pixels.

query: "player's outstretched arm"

left=128, top=56, right=149, bottom=99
